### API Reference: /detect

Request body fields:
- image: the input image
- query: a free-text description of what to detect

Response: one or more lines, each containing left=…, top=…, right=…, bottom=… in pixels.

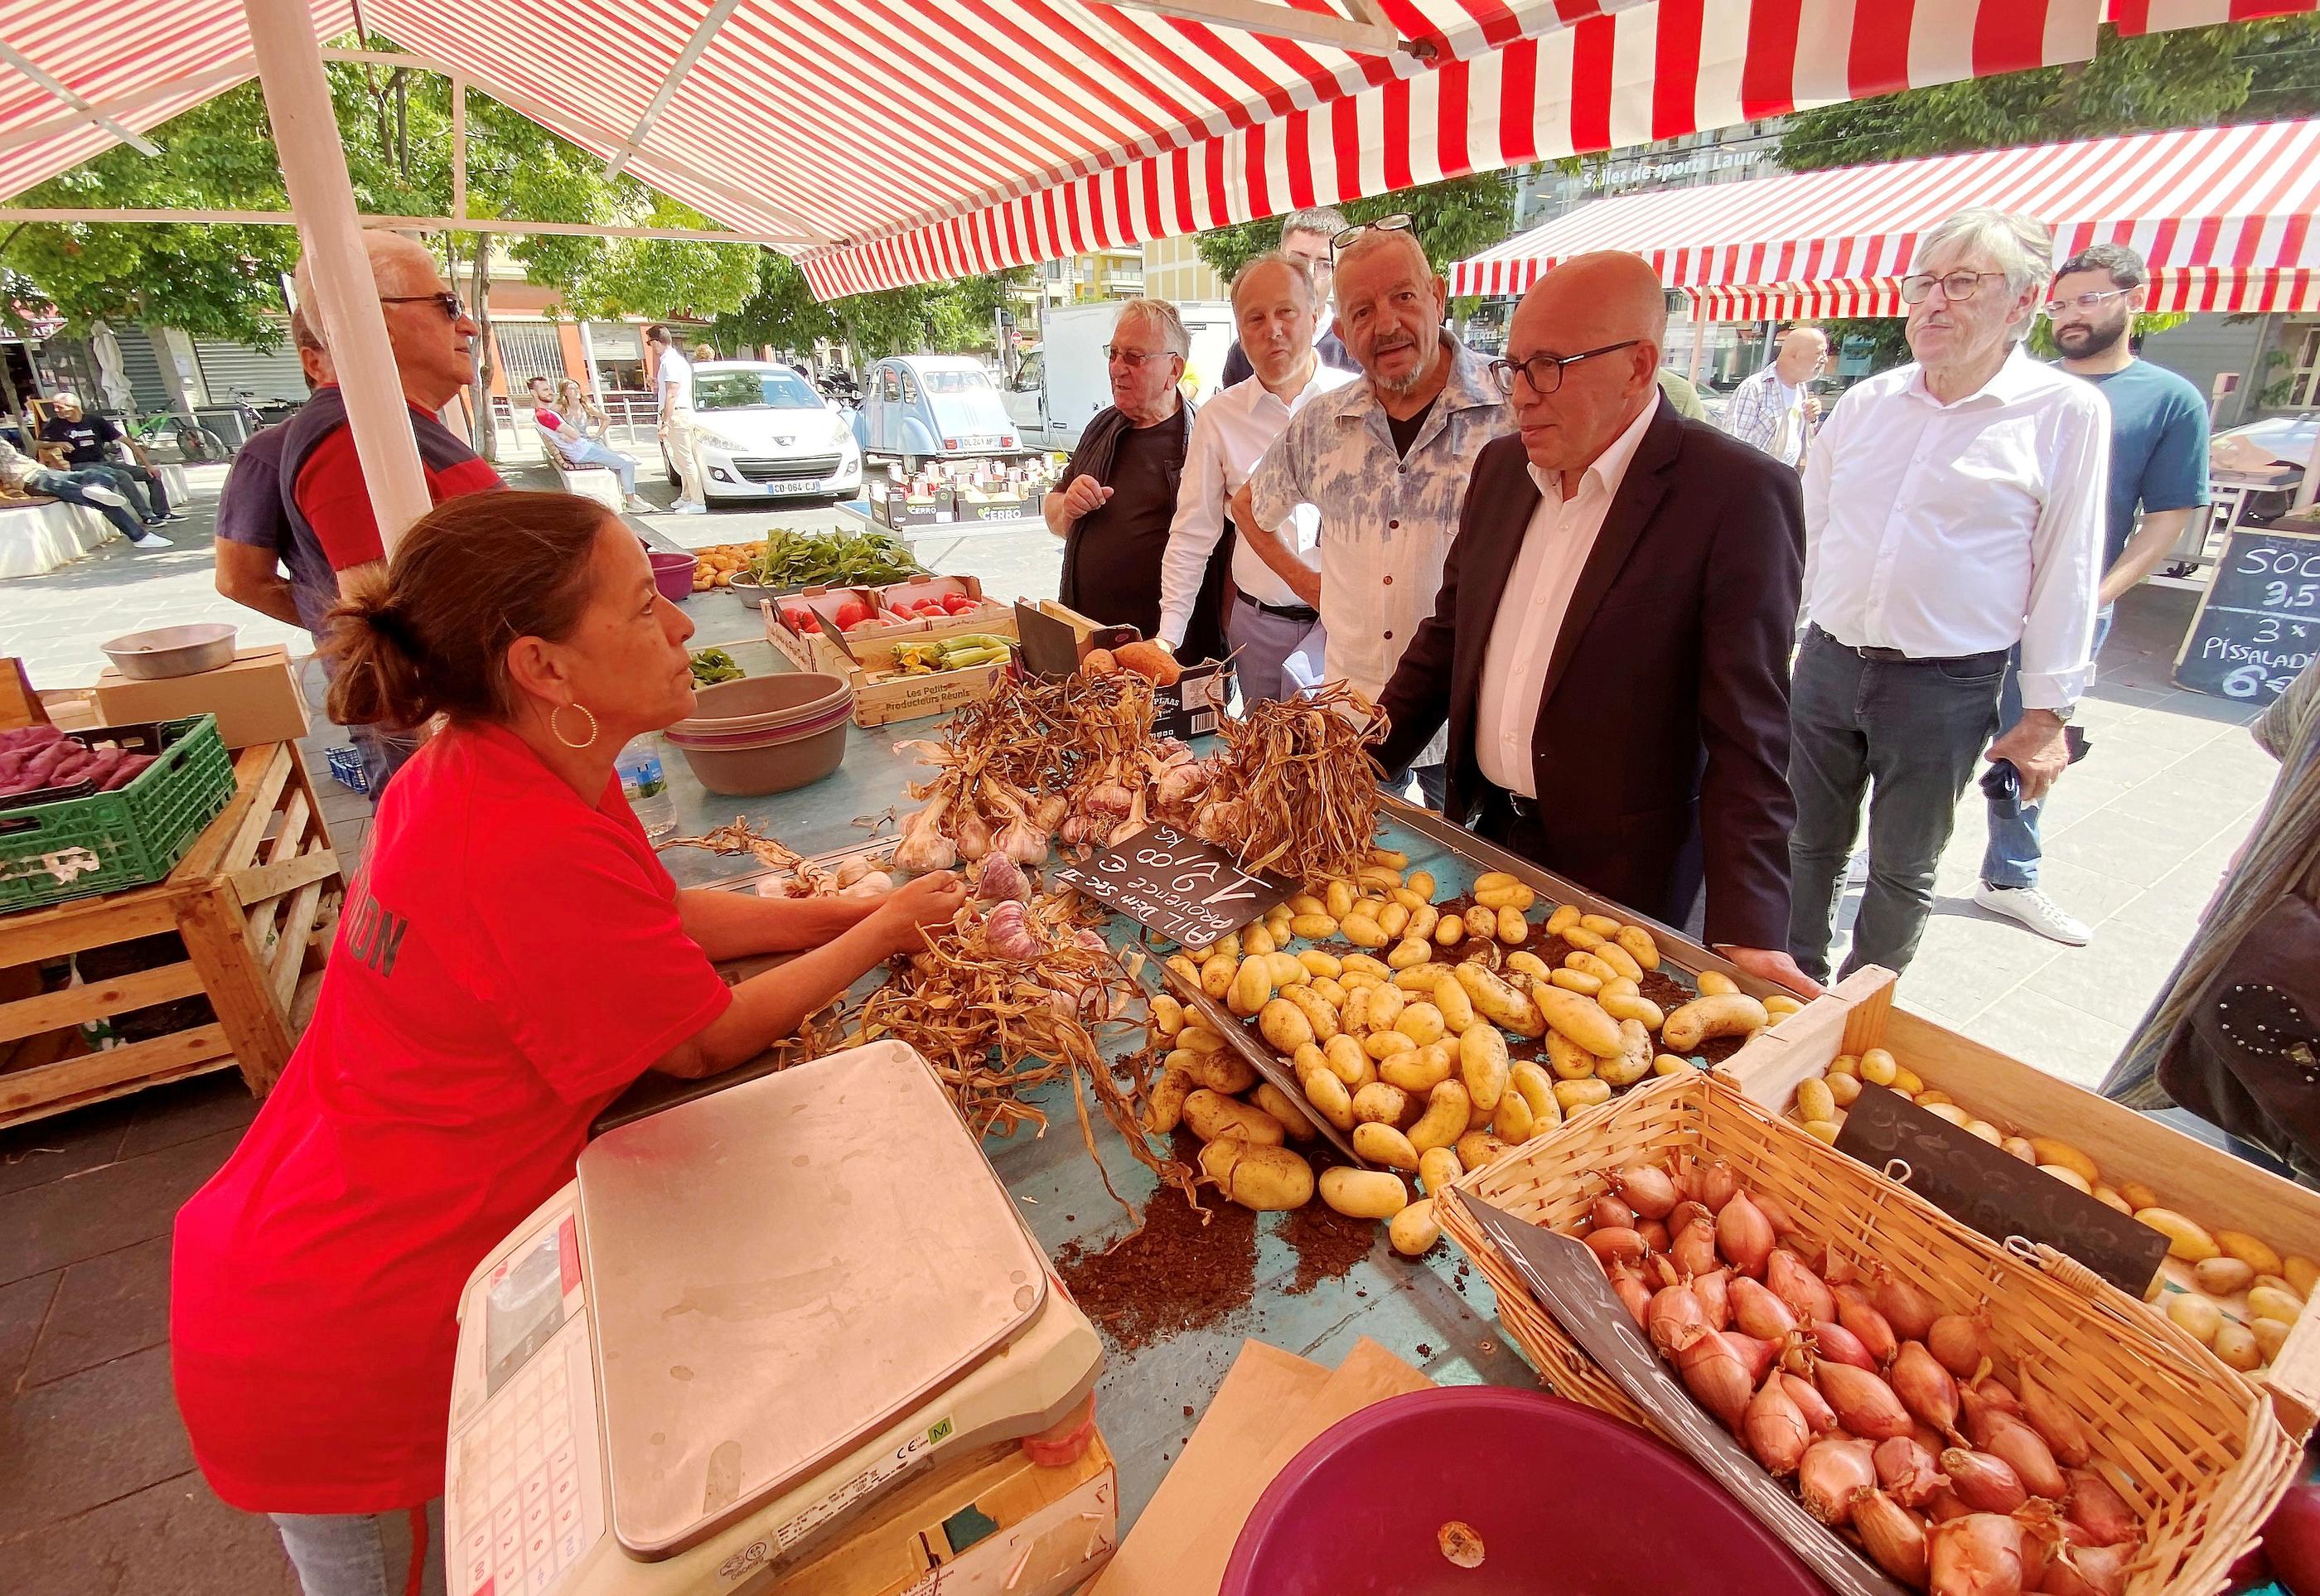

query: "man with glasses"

left=1373, top=252, right=1813, bottom=989
left=1722, top=324, right=1828, bottom=468
left=271, top=234, right=504, bottom=796
left=1973, top=242, right=2211, bottom=947
left=1046, top=299, right=1222, bottom=655
left=1235, top=218, right=1510, bottom=808
left=1218, top=207, right=1361, bottom=389
left=1787, top=208, right=2107, bottom=986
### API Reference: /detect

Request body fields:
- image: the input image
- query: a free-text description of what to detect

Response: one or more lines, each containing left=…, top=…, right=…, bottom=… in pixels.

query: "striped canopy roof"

left=1452, top=118, right=2320, bottom=314
left=1, top=0, right=2312, bottom=301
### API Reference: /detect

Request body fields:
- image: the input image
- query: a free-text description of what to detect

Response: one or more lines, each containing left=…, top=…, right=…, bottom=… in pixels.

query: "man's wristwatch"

left=2046, top=704, right=2075, bottom=725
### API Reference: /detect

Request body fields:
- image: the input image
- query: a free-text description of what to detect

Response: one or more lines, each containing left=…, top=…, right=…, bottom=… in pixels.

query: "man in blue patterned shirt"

left=1721, top=324, right=1826, bottom=469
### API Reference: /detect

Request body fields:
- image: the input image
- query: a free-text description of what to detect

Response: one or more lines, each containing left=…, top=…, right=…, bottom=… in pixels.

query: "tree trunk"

left=468, top=235, right=498, bottom=462
left=392, top=70, right=409, bottom=181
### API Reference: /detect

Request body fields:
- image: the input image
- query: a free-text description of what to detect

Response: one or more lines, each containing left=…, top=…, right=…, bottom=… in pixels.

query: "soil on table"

left=1276, top=1163, right=1379, bottom=1295
left=1056, top=1132, right=1258, bottom=1353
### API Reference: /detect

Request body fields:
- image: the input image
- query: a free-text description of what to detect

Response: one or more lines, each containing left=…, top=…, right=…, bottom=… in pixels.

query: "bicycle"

left=128, top=406, right=230, bottom=464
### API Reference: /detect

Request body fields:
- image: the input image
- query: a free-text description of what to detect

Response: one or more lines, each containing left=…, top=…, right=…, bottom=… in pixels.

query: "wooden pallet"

left=0, top=741, right=343, bottom=1129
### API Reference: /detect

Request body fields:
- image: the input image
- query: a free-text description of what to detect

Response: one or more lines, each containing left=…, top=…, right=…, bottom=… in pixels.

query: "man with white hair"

left=1787, top=207, right=2107, bottom=984
left=40, top=391, right=186, bottom=528
left=1235, top=218, right=1510, bottom=807
left=1045, top=297, right=1222, bottom=654
left=1155, top=251, right=1355, bottom=703
left=1217, top=207, right=1360, bottom=388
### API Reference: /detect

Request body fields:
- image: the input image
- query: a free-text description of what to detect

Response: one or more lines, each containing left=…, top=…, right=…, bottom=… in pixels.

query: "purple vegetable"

left=18, top=740, right=71, bottom=787
left=79, top=747, right=124, bottom=785
left=0, top=724, right=62, bottom=754
left=100, top=752, right=156, bottom=791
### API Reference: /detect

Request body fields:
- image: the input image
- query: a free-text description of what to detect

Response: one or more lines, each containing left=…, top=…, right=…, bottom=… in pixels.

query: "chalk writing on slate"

left=1835, top=1084, right=2169, bottom=1295
left=1050, top=821, right=1290, bottom=950
left=2175, top=526, right=2320, bottom=707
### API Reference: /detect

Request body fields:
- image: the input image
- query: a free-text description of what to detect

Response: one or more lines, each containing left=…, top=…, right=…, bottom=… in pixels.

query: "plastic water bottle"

left=616, top=738, right=678, bottom=840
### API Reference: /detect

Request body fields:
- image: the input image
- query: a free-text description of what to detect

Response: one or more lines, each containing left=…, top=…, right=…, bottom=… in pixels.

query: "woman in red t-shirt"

left=172, top=491, right=964, bottom=1596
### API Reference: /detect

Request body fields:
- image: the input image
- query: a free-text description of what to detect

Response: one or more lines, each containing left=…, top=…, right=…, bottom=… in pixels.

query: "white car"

left=668, top=361, right=863, bottom=504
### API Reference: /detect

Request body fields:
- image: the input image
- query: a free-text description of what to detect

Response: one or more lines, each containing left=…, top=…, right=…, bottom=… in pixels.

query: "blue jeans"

left=89, top=460, right=172, bottom=519
left=1979, top=607, right=2113, bottom=890
left=270, top=1498, right=444, bottom=1596
left=27, top=467, right=148, bottom=544
left=557, top=438, right=636, bottom=495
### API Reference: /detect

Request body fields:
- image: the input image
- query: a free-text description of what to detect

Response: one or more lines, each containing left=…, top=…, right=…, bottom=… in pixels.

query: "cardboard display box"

left=92, top=644, right=310, bottom=750
left=1017, top=600, right=1231, bottom=742
left=763, top=584, right=1018, bottom=728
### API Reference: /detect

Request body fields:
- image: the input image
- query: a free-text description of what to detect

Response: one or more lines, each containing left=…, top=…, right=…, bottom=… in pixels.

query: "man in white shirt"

left=647, top=323, right=705, bottom=514
left=1375, top=253, right=1813, bottom=989
left=1156, top=252, right=1356, bottom=703
left=1235, top=220, right=1510, bottom=807
left=1217, top=207, right=1360, bottom=389
left=1722, top=324, right=1826, bottom=468
left=1788, top=208, right=2109, bottom=984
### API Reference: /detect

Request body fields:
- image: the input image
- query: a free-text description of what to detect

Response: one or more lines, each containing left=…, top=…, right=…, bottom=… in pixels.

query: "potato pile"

left=1781, top=1057, right=2316, bottom=1376
left=691, top=542, right=762, bottom=590
left=1148, top=851, right=1809, bottom=1237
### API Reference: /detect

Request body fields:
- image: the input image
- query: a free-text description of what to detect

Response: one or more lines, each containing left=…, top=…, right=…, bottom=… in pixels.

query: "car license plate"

left=768, top=479, right=815, bottom=494
left=962, top=435, right=1000, bottom=450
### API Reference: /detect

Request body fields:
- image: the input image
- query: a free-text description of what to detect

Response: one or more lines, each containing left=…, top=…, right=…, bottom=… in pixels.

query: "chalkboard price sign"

left=1835, top=1084, right=2169, bottom=1295
left=2175, top=526, right=2320, bottom=707
left=1050, top=821, right=1290, bottom=950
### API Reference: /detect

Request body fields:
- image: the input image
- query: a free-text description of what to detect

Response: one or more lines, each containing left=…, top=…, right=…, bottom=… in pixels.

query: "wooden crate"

left=1725, top=966, right=2320, bottom=1439
left=0, top=740, right=343, bottom=1129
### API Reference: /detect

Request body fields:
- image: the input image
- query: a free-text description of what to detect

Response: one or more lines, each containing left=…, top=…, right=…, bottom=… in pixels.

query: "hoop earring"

left=550, top=703, right=598, bottom=749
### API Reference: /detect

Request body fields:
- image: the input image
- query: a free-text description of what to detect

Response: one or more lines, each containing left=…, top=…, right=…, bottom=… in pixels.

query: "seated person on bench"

left=528, top=377, right=649, bottom=511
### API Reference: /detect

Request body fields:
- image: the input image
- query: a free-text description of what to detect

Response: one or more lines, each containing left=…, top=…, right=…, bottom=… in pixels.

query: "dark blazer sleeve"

left=1694, top=433, right=1805, bottom=950
left=1374, top=461, right=1486, bottom=776
left=1220, top=340, right=1252, bottom=389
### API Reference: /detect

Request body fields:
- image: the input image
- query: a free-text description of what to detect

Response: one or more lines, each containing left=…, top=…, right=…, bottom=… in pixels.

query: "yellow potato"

left=1319, top=1166, right=1409, bottom=1219
left=1496, top=906, right=1531, bottom=945
left=1600, top=991, right=1664, bottom=1031
left=1419, top=1146, right=1464, bottom=1197
left=1379, top=902, right=1412, bottom=940
left=1796, top=1078, right=1836, bottom=1124
left=1390, top=1198, right=1443, bottom=1256
left=2290, top=1257, right=2320, bottom=1299
left=1364, top=1031, right=1418, bottom=1061
left=1764, top=995, right=1805, bottom=1022
left=1543, top=904, right=1581, bottom=936
left=1653, top=1053, right=1692, bottom=1077
left=1299, top=949, right=1342, bottom=980
left=2216, top=1322, right=2265, bottom=1373
left=1596, top=1018, right=1655, bottom=1087
left=1472, top=873, right=1535, bottom=912
left=1283, top=985, right=1341, bottom=1043
left=1311, top=977, right=1348, bottom=1008
left=2195, top=1256, right=2258, bottom=1296
left=2134, top=1207, right=2221, bottom=1263
left=1366, top=984, right=1406, bottom=1031
left=1457, top=1130, right=1512, bottom=1173
left=1290, top=913, right=1340, bottom=941
left=1340, top=914, right=1388, bottom=949
left=1325, top=881, right=1357, bottom=919
left=1358, top=863, right=1405, bottom=893
left=1144, top=1067, right=1193, bottom=1133
left=1390, top=886, right=1429, bottom=912
left=1564, top=951, right=1622, bottom=984
left=1554, top=1079, right=1613, bottom=1113
left=2118, top=1181, right=2161, bottom=1212
left=1408, top=870, right=1437, bottom=899
left=1697, top=970, right=1739, bottom=998
left=1406, top=904, right=1439, bottom=942
left=1352, top=1082, right=1412, bottom=1124
left=1592, top=942, right=1644, bottom=983
left=1200, top=1139, right=1313, bottom=1211
left=1562, top=926, right=1606, bottom=951
left=1827, top=1052, right=1859, bottom=1076
left=1368, top=847, right=1409, bottom=869
left=1394, top=962, right=1455, bottom=992
left=2255, top=1274, right=2300, bottom=1301
left=1259, top=998, right=1316, bottom=1055
left=1180, top=1051, right=1259, bottom=1095
left=1504, top=950, right=1552, bottom=982
left=1921, top=1102, right=1971, bottom=1127
left=1214, top=932, right=1241, bottom=965
left=1578, top=913, right=1621, bottom=937
left=2091, top=1185, right=2133, bottom=1215
left=1533, top=985, right=1625, bottom=1058
left=1548, top=968, right=1604, bottom=996
left=1253, top=1082, right=1318, bottom=1142
left=2038, top=1163, right=2092, bottom=1194
left=1963, top=1120, right=2004, bottom=1145
left=1491, top=1091, right=1534, bottom=1142
left=1661, top=993, right=1770, bottom=1052
left=1182, top=1089, right=1285, bottom=1146
left=1201, top=955, right=1236, bottom=1001
left=1395, top=1002, right=1447, bottom=1047
left=1288, top=892, right=1325, bottom=916
left=1433, top=974, right=1477, bottom=1034
left=1507, top=1060, right=1560, bottom=1129
left=1434, top=912, right=1466, bottom=946
left=1889, top=1066, right=1922, bottom=1094
left=1828, top=1072, right=1862, bottom=1108
left=1381, top=1042, right=1456, bottom=1095
left=1341, top=987, right=1372, bottom=1035
left=1599, top=976, right=1638, bottom=1000
left=1802, top=1120, right=1842, bottom=1144
left=2249, top=1285, right=2304, bottom=1326
left=1230, top=955, right=1274, bottom=1018
left=1544, top=1030, right=1597, bottom=1082
left=1353, top=1121, right=1421, bottom=1172
left=2218, top=1231, right=2287, bottom=1278
left=1267, top=952, right=1307, bottom=987
left=1614, top=924, right=1660, bottom=971
left=1408, top=1080, right=1472, bottom=1153
left=2027, top=1138, right=2100, bottom=1187
left=1165, top=954, right=1202, bottom=989
left=1148, top=993, right=1186, bottom=1040
left=1459, top=1023, right=1510, bottom=1112
left=2255, top=1317, right=2293, bottom=1361
left=1859, top=1047, right=1899, bottom=1086
left=1455, top=963, right=1547, bottom=1039
left=1300, top=1066, right=1357, bottom=1131
left=2168, top=1291, right=2223, bottom=1346
left=1387, top=937, right=1435, bottom=970
left=1244, top=923, right=1278, bottom=957
left=1291, top=1041, right=1326, bottom=1080
left=1342, top=955, right=1391, bottom=981
left=1178, top=1027, right=1226, bottom=1053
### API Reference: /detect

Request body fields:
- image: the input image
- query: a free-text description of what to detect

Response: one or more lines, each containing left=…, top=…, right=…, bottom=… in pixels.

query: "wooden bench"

left=534, top=417, right=626, bottom=511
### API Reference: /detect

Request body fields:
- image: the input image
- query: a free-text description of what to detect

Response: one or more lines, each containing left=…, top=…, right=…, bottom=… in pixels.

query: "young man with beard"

left=1974, top=243, right=2211, bottom=946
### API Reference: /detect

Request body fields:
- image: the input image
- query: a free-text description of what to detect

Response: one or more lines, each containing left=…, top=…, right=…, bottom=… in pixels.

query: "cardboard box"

left=763, top=587, right=1017, bottom=728
left=93, top=644, right=310, bottom=749
left=1016, top=601, right=1230, bottom=740
left=763, top=1429, right=1114, bottom=1596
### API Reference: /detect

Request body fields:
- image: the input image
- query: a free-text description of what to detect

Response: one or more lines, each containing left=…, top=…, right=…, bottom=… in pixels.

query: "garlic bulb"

left=982, top=902, right=1042, bottom=960
left=955, top=809, right=994, bottom=863
left=838, top=872, right=894, bottom=898
left=894, top=788, right=957, bottom=872
left=995, top=817, right=1049, bottom=865
left=975, top=851, right=1029, bottom=904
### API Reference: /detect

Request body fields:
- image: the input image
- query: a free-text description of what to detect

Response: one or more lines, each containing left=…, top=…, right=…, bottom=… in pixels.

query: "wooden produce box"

left=0, top=740, right=341, bottom=1129
left=766, top=574, right=1013, bottom=674
left=1726, top=967, right=2320, bottom=1439
left=762, top=596, right=1017, bottom=729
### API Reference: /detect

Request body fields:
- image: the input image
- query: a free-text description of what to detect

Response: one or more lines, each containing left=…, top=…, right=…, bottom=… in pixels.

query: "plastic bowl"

left=99, top=622, right=238, bottom=680
left=669, top=718, right=848, bottom=796
left=665, top=697, right=854, bottom=749
left=648, top=550, right=696, bottom=604
left=673, top=673, right=849, bottom=735
left=1221, top=1387, right=1825, bottom=1596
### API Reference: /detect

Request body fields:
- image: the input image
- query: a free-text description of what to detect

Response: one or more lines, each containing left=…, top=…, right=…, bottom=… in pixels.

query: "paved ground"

left=0, top=452, right=2286, bottom=1591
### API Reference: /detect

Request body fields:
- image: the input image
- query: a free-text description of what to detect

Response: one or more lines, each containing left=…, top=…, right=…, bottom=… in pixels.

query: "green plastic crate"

left=0, top=715, right=237, bottom=914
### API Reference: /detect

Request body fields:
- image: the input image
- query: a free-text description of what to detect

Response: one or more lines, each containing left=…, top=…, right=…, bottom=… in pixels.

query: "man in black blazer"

left=1375, top=252, right=1816, bottom=993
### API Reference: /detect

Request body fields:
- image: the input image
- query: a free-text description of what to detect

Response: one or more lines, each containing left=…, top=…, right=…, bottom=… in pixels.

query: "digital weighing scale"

left=444, top=1041, right=1106, bottom=1595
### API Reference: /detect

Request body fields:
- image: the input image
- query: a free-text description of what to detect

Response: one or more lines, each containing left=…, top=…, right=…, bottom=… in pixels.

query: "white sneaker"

left=82, top=483, right=128, bottom=507
left=673, top=501, right=708, bottom=515
left=624, top=495, right=654, bottom=512
left=129, top=532, right=172, bottom=549
left=1973, top=883, right=2091, bottom=946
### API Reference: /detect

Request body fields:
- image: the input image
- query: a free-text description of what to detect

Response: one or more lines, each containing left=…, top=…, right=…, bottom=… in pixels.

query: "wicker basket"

left=1437, top=1071, right=2299, bottom=1595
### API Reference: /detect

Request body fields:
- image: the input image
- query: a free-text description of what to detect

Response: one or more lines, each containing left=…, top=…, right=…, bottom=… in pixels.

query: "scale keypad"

left=447, top=1316, right=602, bottom=1596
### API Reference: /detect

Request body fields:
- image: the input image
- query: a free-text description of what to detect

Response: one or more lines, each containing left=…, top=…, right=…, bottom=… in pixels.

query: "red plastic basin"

left=648, top=549, right=695, bottom=603
left=1221, top=1386, right=1824, bottom=1596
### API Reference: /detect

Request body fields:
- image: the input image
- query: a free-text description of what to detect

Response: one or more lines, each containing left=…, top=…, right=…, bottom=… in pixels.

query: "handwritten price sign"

left=1050, top=821, right=1290, bottom=949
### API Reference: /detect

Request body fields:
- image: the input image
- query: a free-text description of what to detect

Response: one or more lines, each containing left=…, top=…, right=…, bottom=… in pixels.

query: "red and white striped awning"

left=1, top=1, right=2313, bottom=301
left=1452, top=118, right=2320, bottom=314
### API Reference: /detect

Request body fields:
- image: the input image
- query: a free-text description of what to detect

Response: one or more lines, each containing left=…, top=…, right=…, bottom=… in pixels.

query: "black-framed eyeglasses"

left=1332, top=212, right=1414, bottom=258
left=2042, top=286, right=2133, bottom=317
left=1899, top=270, right=2006, bottom=306
left=1489, top=340, right=1643, bottom=397
left=381, top=291, right=466, bottom=321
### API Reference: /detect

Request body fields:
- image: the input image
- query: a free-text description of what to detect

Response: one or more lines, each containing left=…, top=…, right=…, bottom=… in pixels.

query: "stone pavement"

left=0, top=455, right=2290, bottom=1594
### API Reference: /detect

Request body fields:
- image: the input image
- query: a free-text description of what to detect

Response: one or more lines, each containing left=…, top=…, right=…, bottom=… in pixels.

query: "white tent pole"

left=603, top=0, right=744, bottom=180
left=242, top=0, right=432, bottom=550
left=0, top=40, right=162, bottom=156
left=450, top=75, right=466, bottom=220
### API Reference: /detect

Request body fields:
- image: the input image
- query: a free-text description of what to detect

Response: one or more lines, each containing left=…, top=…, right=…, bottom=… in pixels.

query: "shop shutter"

left=193, top=326, right=308, bottom=405
left=116, top=326, right=172, bottom=411
left=495, top=322, right=568, bottom=392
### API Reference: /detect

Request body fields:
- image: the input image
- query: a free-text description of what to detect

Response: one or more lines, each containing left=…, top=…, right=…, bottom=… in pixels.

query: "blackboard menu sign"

left=1050, top=821, right=1290, bottom=950
left=2174, top=525, right=2320, bottom=707
left=1835, top=1084, right=2168, bottom=1295
left=1461, top=1196, right=1908, bottom=1596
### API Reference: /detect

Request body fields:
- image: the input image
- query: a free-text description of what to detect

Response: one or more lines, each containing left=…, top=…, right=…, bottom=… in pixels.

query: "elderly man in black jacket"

left=1375, top=252, right=1817, bottom=994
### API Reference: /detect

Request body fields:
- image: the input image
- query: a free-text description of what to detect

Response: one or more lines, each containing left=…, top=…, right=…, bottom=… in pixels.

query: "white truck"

left=1002, top=299, right=1236, bottom=452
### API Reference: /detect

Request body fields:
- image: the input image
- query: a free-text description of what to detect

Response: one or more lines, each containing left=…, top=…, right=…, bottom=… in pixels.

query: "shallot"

left=1609, top=1162, right=1680, bottom=1220
left=1591, top=1194, right=1639, bottom=1231
left=1694, top=1158, right=1741, bottom=1214
left=2061, top=1469, right=2139, bottom=1548
left=1723, top=1330, right=1782, bottom=1386
left=1767, top=1248, right=1836, bottom=1325
left=1691, top=1267, right=1732, bottom=1330
left=1928, top=1511, right=2024, bottom=1596
left=1853, top=1487, right=1932, bottom=1586
left=2042, top=1541, right=2130, bottom=1596
left=1832, top=1282, right=1902, bottom=1366
left=2017, top=1369, right=2091, bottom=1468
left=1730, top=1277, right=1800, bottom=1342
left=1672, top=1207, right=1720, bottom=1279
left=1973, top=1378, right=2021, bottom=1418
left=1873, top=1262, right=1942, bottom=1342
left=1583, top=1227, right=1648, bottom=1266
left=1815, top=1357, right=1916, bottom=1439
left=1781, top=1371, right=1838, bottom=1434
left=1607, top=1264, right=1652, bottom=1329
left=1716, top=1190, right=1776, bottom=1275
left=1810, top=1319, right=1879, bottom=1372
left=1743, top=1370, right=1812, bottom=1476
left=1668, top=1322, right=1755, bottom=1430
left=1798, top=1435, right=1878, bottom=1526
left=1941, top=1448, right=2029, bottom=1513
left=1928, top=1310, right=1994, bottom=1380
left=1648, top=1283, right=1708, bottom=1353
left=1892, top=1340, right=1965, bottom=1440
left=1875, top=1435, right=1950, bottom=1508
left=1638, top=1218, right=1670, bottom=1255
left=1980, top=1413, right=2067, bottom=1501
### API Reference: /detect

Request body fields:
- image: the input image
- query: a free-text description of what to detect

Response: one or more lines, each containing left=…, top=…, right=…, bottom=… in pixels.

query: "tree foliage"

left=1191, top=173, right=1516, bottom=287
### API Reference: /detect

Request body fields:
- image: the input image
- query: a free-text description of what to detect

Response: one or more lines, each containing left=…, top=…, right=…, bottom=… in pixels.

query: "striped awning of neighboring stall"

left=2, top=0, right=2316, bottom=300
left=1452, top=118, right=2320, bottom=314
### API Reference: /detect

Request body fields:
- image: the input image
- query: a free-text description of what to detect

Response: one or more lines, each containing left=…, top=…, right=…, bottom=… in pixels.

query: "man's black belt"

left=1811, top=625, right=2007, bottom=673
left=1236, top=592, right=1319, bottom=624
